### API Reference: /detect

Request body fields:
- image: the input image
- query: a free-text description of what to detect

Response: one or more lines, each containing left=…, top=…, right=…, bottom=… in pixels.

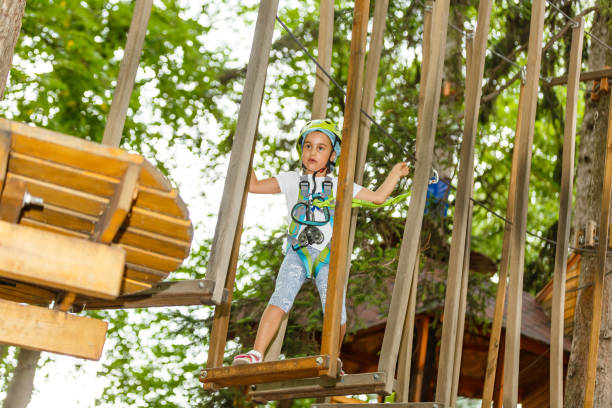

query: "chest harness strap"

left=287, top=175, right=335, bottom=278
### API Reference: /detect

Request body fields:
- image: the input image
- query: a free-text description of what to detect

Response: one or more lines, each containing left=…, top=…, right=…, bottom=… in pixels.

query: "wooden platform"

left=249, top=371, right=390, bottom=402
left=311, top=404, right=445, bottom=408
left=0, top=118, right=193, bottom=308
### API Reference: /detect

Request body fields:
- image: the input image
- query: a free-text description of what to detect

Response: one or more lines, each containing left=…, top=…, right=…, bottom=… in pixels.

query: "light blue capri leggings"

left=268, top=245, right=347, bottom=324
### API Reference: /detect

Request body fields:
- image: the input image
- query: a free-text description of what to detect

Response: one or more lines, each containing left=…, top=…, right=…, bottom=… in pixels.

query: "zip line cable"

left=545, top=0, right=612, bottom=52
left=275, top=10, right=611, bottom=269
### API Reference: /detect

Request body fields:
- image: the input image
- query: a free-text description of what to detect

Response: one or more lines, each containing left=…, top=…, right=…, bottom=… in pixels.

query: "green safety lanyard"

left=311, top=191, right=411, bottom=209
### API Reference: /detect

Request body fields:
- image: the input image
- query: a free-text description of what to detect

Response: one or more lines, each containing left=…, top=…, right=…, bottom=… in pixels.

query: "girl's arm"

left=249, top=169, right=281, bottom=194
left=354, top=162, right=410, bottom=204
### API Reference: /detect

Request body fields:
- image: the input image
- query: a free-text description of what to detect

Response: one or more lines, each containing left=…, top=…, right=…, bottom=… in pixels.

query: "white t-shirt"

left=275, top=170, right=363, bottom=251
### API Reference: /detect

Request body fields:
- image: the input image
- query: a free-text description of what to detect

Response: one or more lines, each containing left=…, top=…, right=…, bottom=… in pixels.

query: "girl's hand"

left=392, top=162, right=410, bottom=178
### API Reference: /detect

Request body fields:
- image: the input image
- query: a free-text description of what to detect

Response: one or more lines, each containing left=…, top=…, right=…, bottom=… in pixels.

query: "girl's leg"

left=253, top=304, right=286, bottom=356
left=313, top=255, right=348, bottom=351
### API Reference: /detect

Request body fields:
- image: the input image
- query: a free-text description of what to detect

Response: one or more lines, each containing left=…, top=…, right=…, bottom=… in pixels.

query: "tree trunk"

left=565, top=2, right=612, bottom=406
left=0, top=0, right=26, bottom=100
left=3, top=348, right=41, bottom=408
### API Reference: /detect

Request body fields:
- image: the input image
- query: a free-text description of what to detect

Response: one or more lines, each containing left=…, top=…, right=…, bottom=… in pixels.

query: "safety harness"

left=287, top=174, right=335, bottom=279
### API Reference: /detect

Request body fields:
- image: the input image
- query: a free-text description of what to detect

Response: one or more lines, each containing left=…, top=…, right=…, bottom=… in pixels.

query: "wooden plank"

left=311, top=0, right=334, bottom=119
left=0, top=278, right=56, bottom=305
left=20, top=217, right=89, bottom=239
left=0, top=177, right=26, bottom=222
left=77, top=279, right=223, bottom=309
left=129, top=206, right=192, bottom=241
left=8, top=152, right=118, bottom=197
left=7, top=173, right=107, bottom=216
left=321, top=0, right=370, bottom=377
left=22, top=203, right=96, bottom=234
left=102, top=0, right=153, bottom=147
left=584, top=67, right=612, bottom=408
left=0, top=220, right=125, bottom=299
left=492, top=334, right=505, bottom=408
left=6, top=119, right=144, bottom=177
left=120, top=244, right=183, bottom=272
left=118, top=226, right=191, bottom=259
left=121, top=277, right=151, bottom=293
left=205, top=0, right=279, bottom=304
left=482, top=85, right=525, bottom=408
left=311, top=403, right=445, bottom=408
left=502, top=1, right=545, bottom=405
left=249, top=372, right=389, bottom=402
left=546, top=67, right=612, bottom=87
left=396, top=253, right=420, bottom=402
left=436, top=0, right=492, bottom=399
left=450, top=201, right=474, bottom=408
left=138, top=156, right=172, bottom=192
left=199, top=355, right=331, bottom=388
left=378, top=0, right=449, bottom=390
left=92, top=164, right=140, bottom=243
left=134, top=186, right=186, bottom=218
left=0, top=299, right=108, bottom=360
left=550, top=18, right=583, bottom=408
left=413, top=316, right=430, bottom=402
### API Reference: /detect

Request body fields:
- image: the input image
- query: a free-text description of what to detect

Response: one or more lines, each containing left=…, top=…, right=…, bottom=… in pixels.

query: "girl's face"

left=301, top=131, right=335, bottom=175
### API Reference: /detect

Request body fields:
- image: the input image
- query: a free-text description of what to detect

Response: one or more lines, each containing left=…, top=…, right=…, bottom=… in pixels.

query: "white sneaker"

left=232, top=350, right=262, bottom=365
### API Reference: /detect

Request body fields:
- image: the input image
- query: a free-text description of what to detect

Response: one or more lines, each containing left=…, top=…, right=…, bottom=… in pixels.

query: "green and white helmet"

left=296, top=119, right=342, bottom=171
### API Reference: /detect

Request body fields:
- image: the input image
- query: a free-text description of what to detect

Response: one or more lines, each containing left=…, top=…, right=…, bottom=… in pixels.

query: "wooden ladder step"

left=200, top=355, right=332, bottom=388
left=0, top=299, right=107, bottom=360
left=311, top=404, right=445, bottom=408
left=249, top=371, right=390, bottom=403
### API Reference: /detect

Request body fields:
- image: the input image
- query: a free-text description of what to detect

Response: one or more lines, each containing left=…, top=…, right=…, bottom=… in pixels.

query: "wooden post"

left=413, top=316, right=430, bottom=402
left=481, top=83, right=526, bottom=407
left=396, top=250, right=420, bottom=402
left=311, top=0, right=334, bottom=119
left=492, top=334, right=505, bottom=408
left=502, top=1, right=545, bottom=405
left=450, top=200, right=474, bottom=408
left=435, top=1, right=492, bottom=404
left=102, top=0, right=153, bottom=147
left=550, top=18, right=584, bottom=408
left=320, top=0, right=369, bottom=377
left=206, top=146, right=254, bottom=368
left=584, top=62, right=612, bottom=408
left=378, top=0, right=450, bottom=391
left=206, top=0, right=279, bottom=305
left=0, top=0, right=26, bottom=100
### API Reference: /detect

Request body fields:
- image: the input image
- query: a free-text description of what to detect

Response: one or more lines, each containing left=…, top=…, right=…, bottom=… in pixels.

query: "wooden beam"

left=492, top=334, right=505, bottom=408
left=311, top=0, right=334, bottom=119
left=0, top=220, right=125, bottom=299
left=396, top=250, right=420, bottom=402
left=584, top=63, right=612, bottom=408
left=249, top=371, right=389, bottom=402
left=502, top=1, right=545, bottom=405
left=550, top=18, right=584, bottom=408
left=320, top=0, right=370, bottom=377
left=378, top=0, right=449, bottom=391
left=199, top=355, right=331, bottom=388
left=102, top=0, right=153, bottom=146
left=545, top=67, right=612, bottom=87
left=92, top=163, right=140, bottom=243
left=206, top=0, right=279, bottom=304
left=0, top=177, right=26, bottom=222
left=0, top=299, right=107, bottom=360
left=413, top=316, right=430, bottom=402
left=450, top=200, right=474, bottom=407
left=76, top=279, right=225, bottom=309
left=436, top=0, right=492, bottom=399
left=207, top=131, right=256, bottom=367
left=481, top=83, right=525, bottom=408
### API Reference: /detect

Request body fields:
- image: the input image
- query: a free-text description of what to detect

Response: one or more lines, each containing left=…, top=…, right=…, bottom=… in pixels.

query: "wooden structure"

left=0, top=0, right=205, bottom=362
